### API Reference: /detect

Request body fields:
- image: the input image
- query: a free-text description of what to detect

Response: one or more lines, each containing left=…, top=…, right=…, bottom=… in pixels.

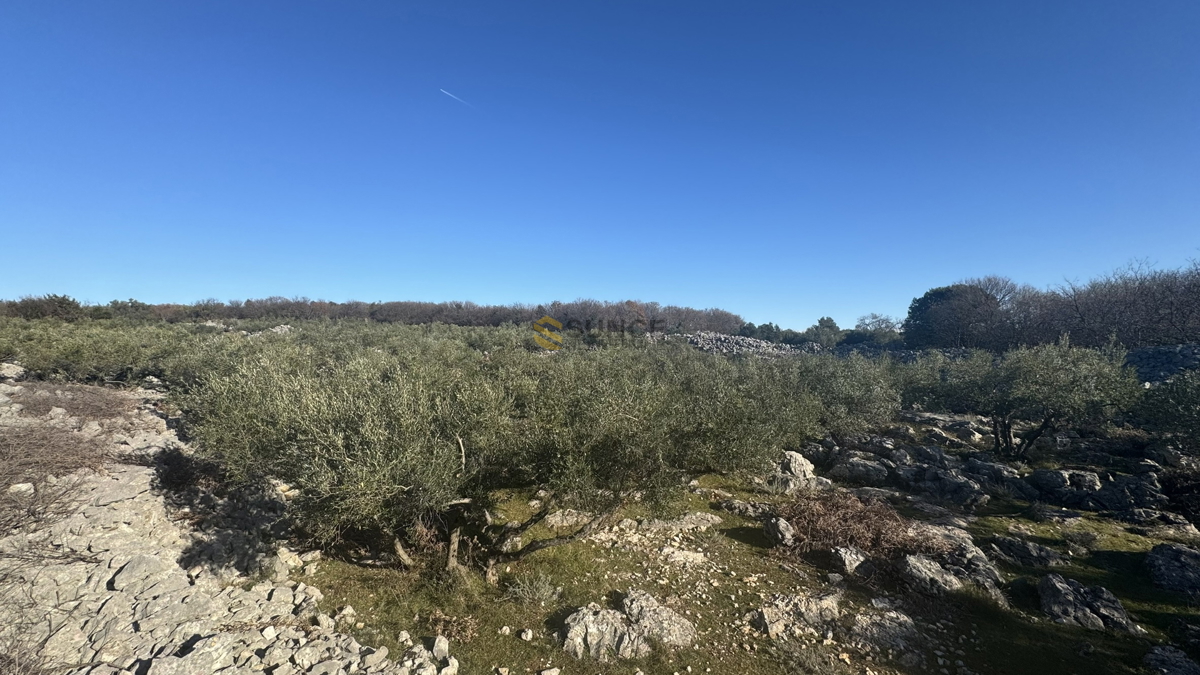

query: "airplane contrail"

left=440, top=89, right=474, bottom=108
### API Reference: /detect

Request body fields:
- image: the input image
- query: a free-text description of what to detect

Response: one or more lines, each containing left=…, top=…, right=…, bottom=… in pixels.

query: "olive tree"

left=182, top=333, right=803, bottom=578
left=479, top=344, right=795, bottom=574
left=915, top=341, right=1141, bottom=456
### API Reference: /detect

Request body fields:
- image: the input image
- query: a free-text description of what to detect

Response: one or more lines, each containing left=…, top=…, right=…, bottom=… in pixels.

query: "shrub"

left=8, top=295, right=84, bottom=321
left=774, top=491, right=949, bottom=561
left=496, top=344, right=795, bottom=510
left=502, top=571, right=562, bottom=605
left=0, top=318, right=211, bottom=384
left=180, top=342, right=489, bottom=545
left=177, top=328, right=846, bottom=556
left=3, top=317, right=907, bottom=569
left=908, top=341, right=1142, bottom=456
left=180, top=333, right=789, bottom=547
left=769, top=353, right=899, bottom=440
left=1138, top=370, right=1200, bottom=452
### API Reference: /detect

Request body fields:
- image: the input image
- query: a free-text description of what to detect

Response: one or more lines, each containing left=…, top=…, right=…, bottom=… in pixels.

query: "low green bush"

left=181, top=342, right=487, bottom=544
left=1138, top=369, right=1200, bottom=452
left=0, top=318, right=205, bottom=383
left=2, top=317, right=908, bottom=561
left=779, top=353, right=899, bottom=438
left=180, top=335, right=822, bottom=546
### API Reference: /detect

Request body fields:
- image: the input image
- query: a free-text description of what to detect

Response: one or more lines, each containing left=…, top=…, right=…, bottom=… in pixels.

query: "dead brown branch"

left=8, top=382, right=134, bottom=421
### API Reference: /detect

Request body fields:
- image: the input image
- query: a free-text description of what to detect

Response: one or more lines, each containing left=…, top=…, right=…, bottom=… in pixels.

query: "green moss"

left=296, top=481, right=1200, bottom=675
left=965, top=510, right=1200, bottom=671
left=306, top=497, right=799, bottom=675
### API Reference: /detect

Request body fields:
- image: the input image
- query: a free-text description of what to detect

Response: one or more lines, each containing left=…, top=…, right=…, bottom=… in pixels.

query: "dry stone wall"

left=678, top=331, right=1200, bottom=383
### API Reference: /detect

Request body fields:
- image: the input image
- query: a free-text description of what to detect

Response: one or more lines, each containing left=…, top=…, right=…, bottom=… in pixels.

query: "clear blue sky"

left=2, top=2, right=1198, bottom=330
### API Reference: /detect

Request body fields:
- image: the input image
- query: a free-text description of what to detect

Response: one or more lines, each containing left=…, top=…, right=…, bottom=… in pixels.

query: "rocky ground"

left=0, top=370, right=461, bottom=675
left=3, top=361, right=1200, bottom=675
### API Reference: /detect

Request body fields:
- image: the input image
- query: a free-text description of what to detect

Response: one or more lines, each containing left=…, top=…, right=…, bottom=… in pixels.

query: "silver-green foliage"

left=906, top=340, right=1141, bottom=455
left=3, top=318, right=905, bottom=546
left=779, top=353, right=900, bottom=438
left=502, top=571, right=562, bottom=605
left=0, top=318, right=209, bottom=383
left=181, top=338, right=508, bottom=544
left=180, top=331, right=888, bottom=543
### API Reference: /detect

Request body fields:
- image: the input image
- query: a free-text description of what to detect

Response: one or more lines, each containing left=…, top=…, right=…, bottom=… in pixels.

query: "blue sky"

left=2, top=1, right=1198, bottom=330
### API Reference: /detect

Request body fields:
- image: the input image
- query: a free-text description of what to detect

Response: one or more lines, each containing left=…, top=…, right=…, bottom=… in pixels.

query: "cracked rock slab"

left=1, top=398, right=458, bottom=675
left=562, top=589, right=695, bottom=662
left=1038, top=574, right=1143, bottom=634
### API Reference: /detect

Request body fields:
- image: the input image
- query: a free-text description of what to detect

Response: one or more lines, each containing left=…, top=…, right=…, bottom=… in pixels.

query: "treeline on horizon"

left=0, top=296, right=745, bottom=335
left=742, top=260, right=1200, bottom=350
left=2, top=259, right=1198, bottom=350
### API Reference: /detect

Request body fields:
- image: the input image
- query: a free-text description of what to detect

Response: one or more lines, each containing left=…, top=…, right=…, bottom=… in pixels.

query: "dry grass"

left=768, top=639, right=855, bottom=675
left=774, top=490, right=950, bottom=561
left=0, top=425, right=106, bottom=481
left=501, top=571, right=562, bottom=606
left=0, top=425, right=105, bottom=533
left=8, top=382, right=133, bottom=420
left=425, top=609, right=480, bottom=643
left=1062, top=529, right=1100, bottom=549
left=0, top=422, right=109, bottom=674
left=0, top=650, right=54, bottom=675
